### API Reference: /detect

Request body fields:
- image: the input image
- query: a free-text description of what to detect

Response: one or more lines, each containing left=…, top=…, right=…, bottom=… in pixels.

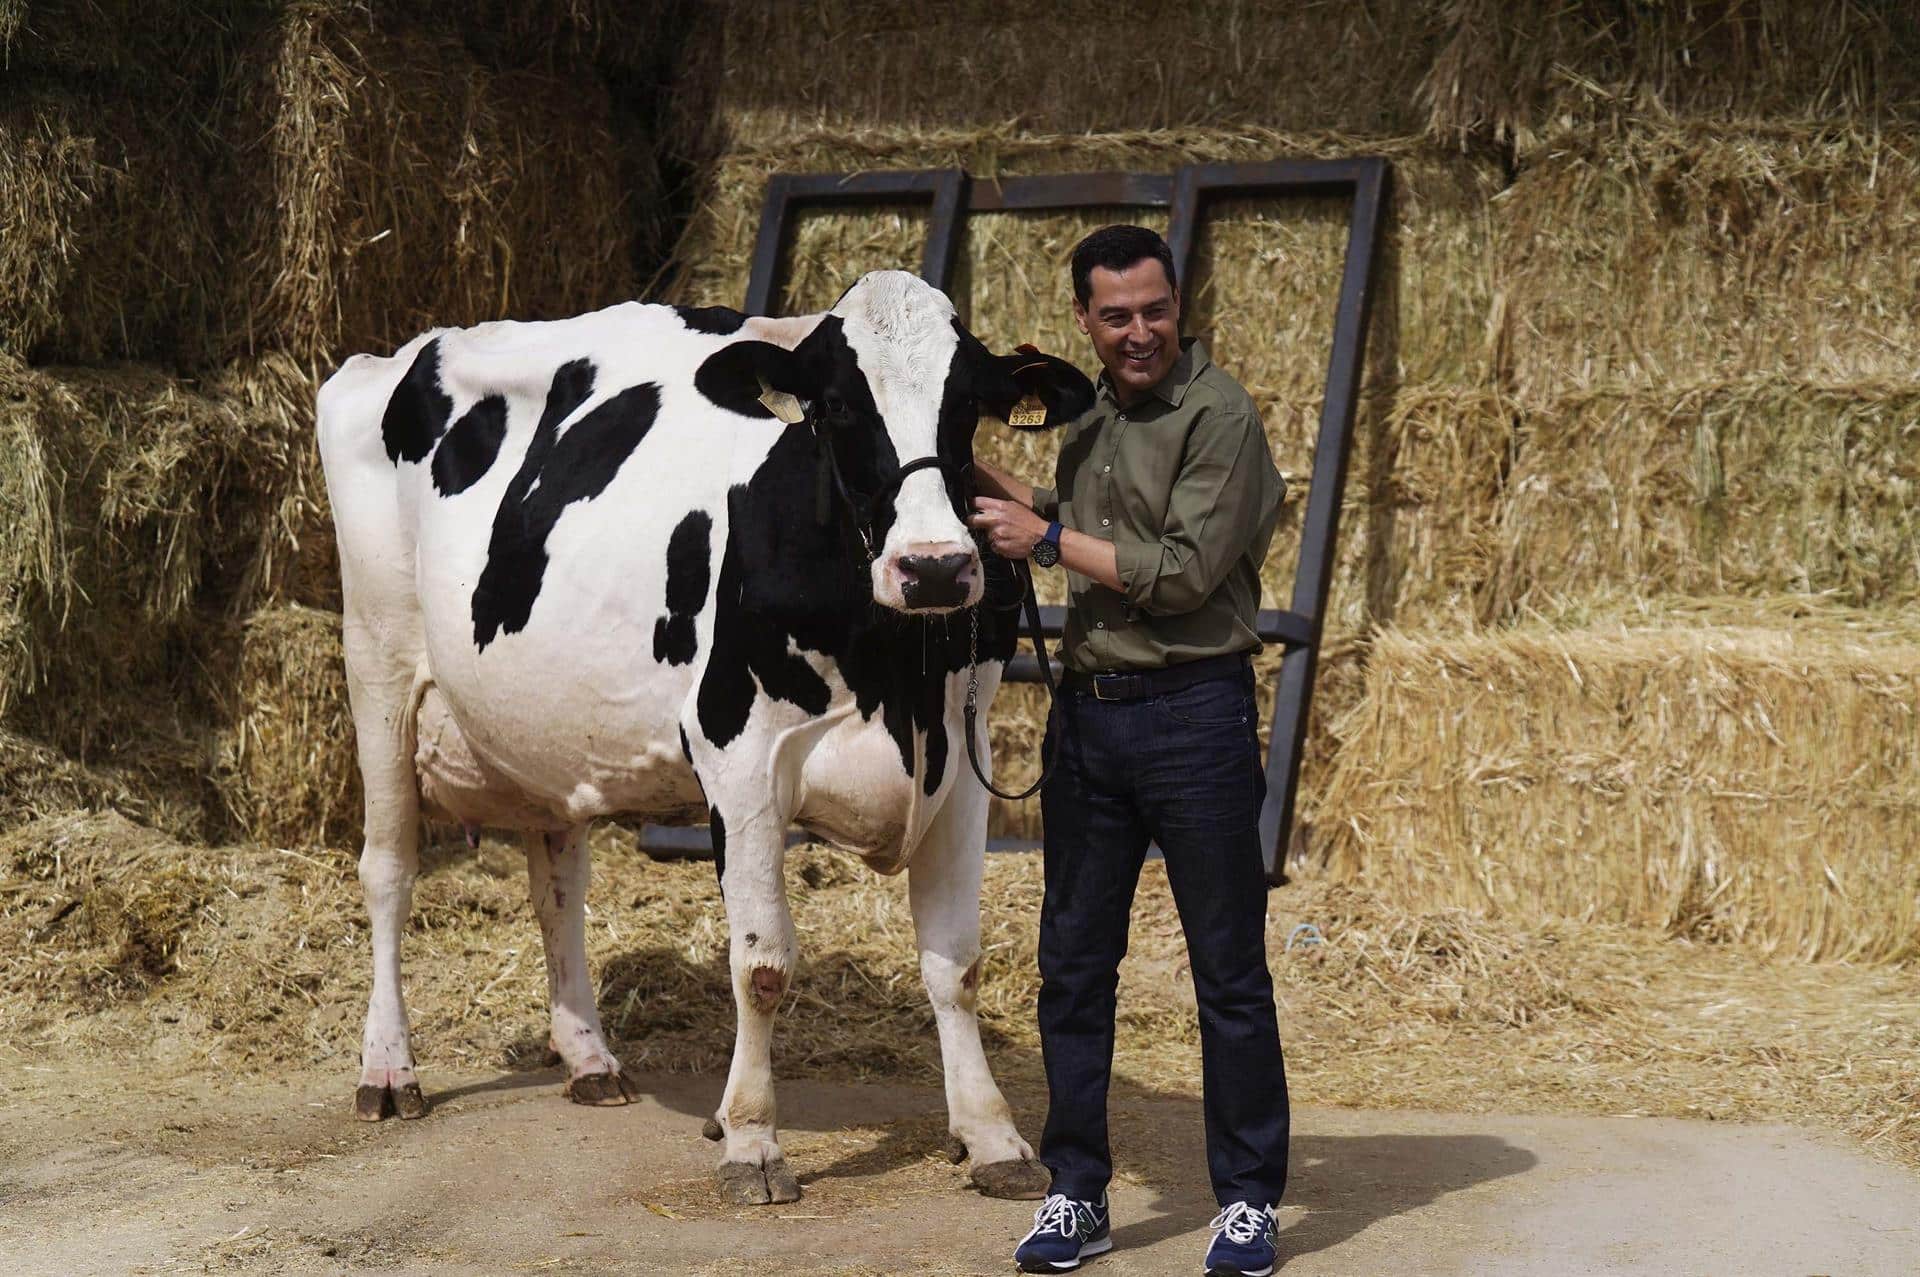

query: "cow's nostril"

left=898, top=552, right=974, bottom=608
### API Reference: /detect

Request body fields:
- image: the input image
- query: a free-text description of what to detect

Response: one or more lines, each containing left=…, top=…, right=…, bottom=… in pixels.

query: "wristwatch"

left=1030, top=520, right=1064, bottom=568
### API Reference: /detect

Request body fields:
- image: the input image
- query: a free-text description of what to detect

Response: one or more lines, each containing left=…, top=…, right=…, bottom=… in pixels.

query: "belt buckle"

left=1091, top=674, right=1123, bottom=702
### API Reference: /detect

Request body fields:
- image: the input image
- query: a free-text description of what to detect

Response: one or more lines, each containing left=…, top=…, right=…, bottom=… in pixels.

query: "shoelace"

left=1209, top=1201, right=1271, bottom=1246
left=1032, top=1194, right=1092, bottom=1237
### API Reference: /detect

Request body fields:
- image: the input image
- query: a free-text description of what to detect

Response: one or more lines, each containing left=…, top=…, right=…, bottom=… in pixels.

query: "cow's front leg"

left=909, top=763, right=1047, bottom=1198
left=526, top=825, right=636, bottom=1106
left=704, top=806, right=801, bottom=1205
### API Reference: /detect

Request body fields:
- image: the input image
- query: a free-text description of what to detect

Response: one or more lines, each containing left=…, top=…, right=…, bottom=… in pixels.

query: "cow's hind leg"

left=910, top=761, right=1047, bottom=1198
left=344, top=631, right=429, bottom=1122
left=704, top=804, right=801, bottom=1205
left=524, top=825, right=636, bottom=1106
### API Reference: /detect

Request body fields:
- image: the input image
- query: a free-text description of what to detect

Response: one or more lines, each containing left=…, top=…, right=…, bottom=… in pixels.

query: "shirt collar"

left=1097, top=337, right=1209, bottom=410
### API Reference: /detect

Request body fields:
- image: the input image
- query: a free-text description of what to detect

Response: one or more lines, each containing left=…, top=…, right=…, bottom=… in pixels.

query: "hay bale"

left=1490, top=378, right=1920, bottom=613
left=684, top=1, right=1443, bottom=149
left=0, top=358, right=236, bottom=716
left=214, top=604, right=357, bottom=851
left=0, top=358, right=65, bottom=713
left=1424, top=0, right=1920, bottom=151
left=1497, top=124, right=1920, bottom=397
left=0, top=354, right=335, bottom=841
left=0, top=88, right=230, bottom=366
left=231, top=0, right=642, bottom=364
left=0, top=1, right=273, bottom=87
left=201, top=354, right=339, bottom=612
left=1319, top=608, right=1920, bottom=963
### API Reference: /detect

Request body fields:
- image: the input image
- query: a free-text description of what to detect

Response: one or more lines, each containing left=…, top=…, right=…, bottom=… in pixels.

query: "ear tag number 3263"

left=1007, top=394, right=1047, bottom=428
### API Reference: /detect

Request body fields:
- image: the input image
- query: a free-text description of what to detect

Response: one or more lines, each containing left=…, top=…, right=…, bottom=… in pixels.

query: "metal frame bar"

left=651, top=158, right=1391, bottom=887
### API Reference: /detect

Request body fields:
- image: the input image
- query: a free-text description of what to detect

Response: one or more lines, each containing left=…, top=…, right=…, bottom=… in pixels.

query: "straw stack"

left=1491, top=378, right=1920, bottom=613
left=1320, top=604, right=1920, bottom=963
left=230, top=0, right=641, bottom=365
left=0, top=89, right=232, bottom=367
left=1496, top=125, right=1920, bottom=397
left=214, top=604, right=358, bottom=850
left=1424, top=0, right=1920, bottom=152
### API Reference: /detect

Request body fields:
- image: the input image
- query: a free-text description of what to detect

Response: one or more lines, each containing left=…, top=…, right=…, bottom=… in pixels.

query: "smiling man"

left=970, top=225, right=1290, bottom=1276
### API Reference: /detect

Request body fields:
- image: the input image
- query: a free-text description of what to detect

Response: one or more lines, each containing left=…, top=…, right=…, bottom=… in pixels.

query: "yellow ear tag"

left=756, top=377, right=805, bottom=424
left=1007, top=394, right=1047, bottom=428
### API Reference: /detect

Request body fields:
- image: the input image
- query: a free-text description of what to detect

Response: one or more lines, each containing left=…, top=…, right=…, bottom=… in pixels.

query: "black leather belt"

left=1061, top=652, right=1251, bottom=703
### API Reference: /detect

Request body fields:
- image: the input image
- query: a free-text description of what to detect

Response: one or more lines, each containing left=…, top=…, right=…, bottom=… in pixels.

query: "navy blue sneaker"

left=1014, top=1192, right=1112, bottom=1272
left=1203, top=1201, right=1278, bottom=1276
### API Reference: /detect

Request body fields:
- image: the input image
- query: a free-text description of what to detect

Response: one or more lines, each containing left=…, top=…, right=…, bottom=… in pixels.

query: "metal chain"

left=966, top=606, right=980, bottom=713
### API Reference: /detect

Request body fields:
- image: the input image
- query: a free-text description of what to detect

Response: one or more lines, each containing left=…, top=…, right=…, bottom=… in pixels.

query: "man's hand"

left=968, top=496, right=1047, bottom=560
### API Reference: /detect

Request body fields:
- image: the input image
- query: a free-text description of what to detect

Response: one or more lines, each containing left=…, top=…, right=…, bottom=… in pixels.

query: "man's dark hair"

left=1070, top=224, right=1178, bottom=308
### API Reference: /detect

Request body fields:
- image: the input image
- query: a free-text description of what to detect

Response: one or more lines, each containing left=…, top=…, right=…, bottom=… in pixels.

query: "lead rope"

left=964, top=559, right=1062, bottom=802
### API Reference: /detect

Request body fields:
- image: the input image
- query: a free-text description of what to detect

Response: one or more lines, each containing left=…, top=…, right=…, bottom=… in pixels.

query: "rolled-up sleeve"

left=1112, top=411, right=1274, bottom=616
left=1029, top=484, right=1061, bottom=521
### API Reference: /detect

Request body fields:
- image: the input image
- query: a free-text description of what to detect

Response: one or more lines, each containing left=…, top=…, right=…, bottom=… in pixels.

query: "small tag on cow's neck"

left=756, top=377, right=805, bottom=424
left=1007, top=394, right=1047, bottom=428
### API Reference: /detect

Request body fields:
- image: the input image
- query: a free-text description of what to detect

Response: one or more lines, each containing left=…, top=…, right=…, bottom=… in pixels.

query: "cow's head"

left=696, top=271, right=1094, bottom=613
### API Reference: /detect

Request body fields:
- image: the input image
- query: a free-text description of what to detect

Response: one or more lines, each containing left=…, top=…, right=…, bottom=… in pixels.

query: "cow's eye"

left=820, top=391, right=848, bottom=421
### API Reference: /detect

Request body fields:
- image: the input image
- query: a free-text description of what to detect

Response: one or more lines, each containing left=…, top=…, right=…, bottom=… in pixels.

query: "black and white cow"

left=317, top=271, right=1092, bottom=1204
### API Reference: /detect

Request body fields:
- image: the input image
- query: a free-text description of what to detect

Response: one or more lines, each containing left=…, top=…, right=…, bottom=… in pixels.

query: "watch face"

left=1031, top=537, right=1060, bottom=568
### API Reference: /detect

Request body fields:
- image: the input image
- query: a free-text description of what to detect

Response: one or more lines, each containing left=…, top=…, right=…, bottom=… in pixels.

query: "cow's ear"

left=979, top=342, right=1095, bottom=432
left=694, top=339, right=816, bottom=420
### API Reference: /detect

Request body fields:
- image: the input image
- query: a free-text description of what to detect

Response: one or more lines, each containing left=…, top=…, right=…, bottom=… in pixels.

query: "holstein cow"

left=317, top=270, right=1093, bottom=1204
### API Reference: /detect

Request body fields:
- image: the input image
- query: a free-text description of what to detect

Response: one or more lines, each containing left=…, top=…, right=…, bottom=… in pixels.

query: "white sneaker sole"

left=1047, top=1235, right=1113, bottom=1270
left=1203, top=1262, right=1272, bottom=1277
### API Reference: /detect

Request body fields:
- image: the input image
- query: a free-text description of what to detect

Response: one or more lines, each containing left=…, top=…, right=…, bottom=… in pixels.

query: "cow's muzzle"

left=894, top=548, right=978, bottom=611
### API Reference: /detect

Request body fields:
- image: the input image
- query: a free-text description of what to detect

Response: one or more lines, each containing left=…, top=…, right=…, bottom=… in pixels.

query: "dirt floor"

left=3, top=1060, right=1918, bottom=1276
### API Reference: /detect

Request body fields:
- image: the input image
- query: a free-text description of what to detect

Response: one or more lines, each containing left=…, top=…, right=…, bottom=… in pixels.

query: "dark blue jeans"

left=1037, top=666, right=1289, bottom=1208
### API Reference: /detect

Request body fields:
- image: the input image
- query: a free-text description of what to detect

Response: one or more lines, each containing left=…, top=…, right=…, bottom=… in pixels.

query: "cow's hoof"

left=564, top=1071, right=638, bottom=1106
left=716, top=1157, right=803, bottom=1206
left=943, top=1136, right=968, bottom=1165
left=971, top=1157, right=1049, bottom=1200
left=701, top=1116, right=724, bottom=1142
left=354, top=1082, right=428, bottom=1122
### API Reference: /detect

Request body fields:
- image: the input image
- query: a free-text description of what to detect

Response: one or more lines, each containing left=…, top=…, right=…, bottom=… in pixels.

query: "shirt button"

left=1103, top=465, right=1111, bottom=473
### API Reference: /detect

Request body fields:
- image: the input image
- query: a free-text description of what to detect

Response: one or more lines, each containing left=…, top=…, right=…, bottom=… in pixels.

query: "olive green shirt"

left=1030, top=339, right=1285, bottom=674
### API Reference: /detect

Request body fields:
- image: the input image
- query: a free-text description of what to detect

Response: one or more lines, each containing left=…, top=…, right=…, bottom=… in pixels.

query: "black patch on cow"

left=692, top=347, right=777, bottom=420
left=382, top=338, right=454, bottom=464
left=431, top=394, right=508, bottom=496
left=709, top=807, right=727, bottom=890
left=678, top=725, right=694, bottom=764
left=674, top=305, right=748, bottom=335
left=696, top=482, right=835, bottom=746
left=471, top=361, right=663, bottom=650
left=652, top=510, right=712, bottom=665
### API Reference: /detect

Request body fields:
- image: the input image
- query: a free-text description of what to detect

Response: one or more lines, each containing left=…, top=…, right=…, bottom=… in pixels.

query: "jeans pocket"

left=1158, top=677, right=1253, bottom=728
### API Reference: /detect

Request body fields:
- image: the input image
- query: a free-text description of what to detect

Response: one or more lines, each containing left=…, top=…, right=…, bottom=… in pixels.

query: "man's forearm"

left=972, top=459, right=1034, bottom=510
left=1058, top=528, right=1122, bottom=594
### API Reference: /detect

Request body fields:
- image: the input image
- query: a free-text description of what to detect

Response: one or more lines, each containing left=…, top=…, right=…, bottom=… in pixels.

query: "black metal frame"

left=650, top=158, right=1390, bottom=885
